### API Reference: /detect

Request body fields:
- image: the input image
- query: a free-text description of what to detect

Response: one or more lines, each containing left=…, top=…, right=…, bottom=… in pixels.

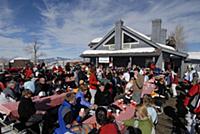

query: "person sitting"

left=95, top=82, right=112, bottom=106
left=95, top=107, right=119, bottom=134
left=123, top=104, right=155, bottom=134
left=155, top=76, right=168, bottom=98
left=142, top=95, right=158, bottom=125
left=18, top=89, right=45, bottom=133
left=3, top=80, right=18, bottom=101
left=54, top=92, right=81, bottom=134
left=76, top=84, right=92, bottom=108
left=35, top=76, right=48, bottom=96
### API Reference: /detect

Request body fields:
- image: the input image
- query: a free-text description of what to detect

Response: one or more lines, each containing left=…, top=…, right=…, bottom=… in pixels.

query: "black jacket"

left=18, top=97, right=36, bottom=122
left=95, top=90, right=112, bottom=106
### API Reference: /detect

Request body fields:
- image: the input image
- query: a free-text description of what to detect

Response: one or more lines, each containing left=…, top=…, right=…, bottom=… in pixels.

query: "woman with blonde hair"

left=123, top=104, right=155, bottom=134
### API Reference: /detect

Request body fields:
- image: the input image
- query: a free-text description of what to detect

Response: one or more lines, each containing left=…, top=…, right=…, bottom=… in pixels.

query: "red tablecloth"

left=0, top=93, right=67, bottom=119
left=83, top=102, right=135, bottom=132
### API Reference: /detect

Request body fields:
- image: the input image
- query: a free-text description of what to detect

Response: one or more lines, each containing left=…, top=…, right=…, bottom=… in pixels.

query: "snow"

left=156, top=43, right=175, bottom=51
left=125, top=26, right=151, bottom=40
left=187, top=52, right=200, bottom=60
left=82, top=47, right=155, bottom=55
left=10, top=57, right=30, bottom=63
left=91, top=37, right=103, bottom=43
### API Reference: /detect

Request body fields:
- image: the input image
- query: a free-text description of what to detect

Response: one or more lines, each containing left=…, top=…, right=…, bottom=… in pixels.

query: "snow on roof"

left=156, top=43, right=175, bottom=51
left=125, top=26, right=151, bottom=40
left=10, top=57, right=30, bottom=63
left=82, top=47, right=155, bottom=55
left=91, top=37, right=103, bottom=44
left=187, top=52, right=200, bottom=60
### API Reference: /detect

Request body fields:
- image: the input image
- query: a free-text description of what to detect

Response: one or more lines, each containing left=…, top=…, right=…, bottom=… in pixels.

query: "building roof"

left=125, top=26, right=151, bottom=40
left=10, top=57, right=30, bottom=63
left=187, top=52, right=200, bottom=60
left=82, top=20, right=188, bottom=58
left=81, top=47, right=160, bottom=57
left=91, top=37, right=103, bottom=44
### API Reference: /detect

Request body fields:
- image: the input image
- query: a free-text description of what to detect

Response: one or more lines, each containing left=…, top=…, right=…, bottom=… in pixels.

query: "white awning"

left=82, top=47, right=155, bottom=55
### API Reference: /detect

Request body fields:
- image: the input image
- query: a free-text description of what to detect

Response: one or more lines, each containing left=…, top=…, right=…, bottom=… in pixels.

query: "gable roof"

left=88, top=20, right=188, bottom=58
left=93, top=28, right=115, bottom=49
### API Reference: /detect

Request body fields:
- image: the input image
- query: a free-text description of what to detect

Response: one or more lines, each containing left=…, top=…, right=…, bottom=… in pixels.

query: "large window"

left=103, top=35, right=115, bottom=50
left=122, top=32, right=139, bottom=49
left=124, top=34, right=138, bottom=43
left=105, top=36, right=115, bottom=45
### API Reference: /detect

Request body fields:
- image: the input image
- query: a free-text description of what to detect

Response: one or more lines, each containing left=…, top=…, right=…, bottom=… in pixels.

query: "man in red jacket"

left=89, top=67, right=99, bottom=104
left=184, top=83, right=200, bottom=133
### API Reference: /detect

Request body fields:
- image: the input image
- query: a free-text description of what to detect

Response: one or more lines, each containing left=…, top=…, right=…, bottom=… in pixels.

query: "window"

left=104, top=36, right=115, bottom=45
left=122, top=32, right=139, bottom=49
left=123, top=33, right=138, bottom=43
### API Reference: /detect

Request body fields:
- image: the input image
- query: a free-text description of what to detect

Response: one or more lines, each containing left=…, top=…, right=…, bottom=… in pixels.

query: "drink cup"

left=117, top=99, right=121, bottom=105
left=120, top=99, right=124, bottom=104
left=80, top=108, right=85, bottom=117
left=81, top=108, right=84, bottom=113
left=108, top=109, right=112, bottom=116
left=116, top=109, right=120, bottom=116
left=123, top=105, right=127, bottom=111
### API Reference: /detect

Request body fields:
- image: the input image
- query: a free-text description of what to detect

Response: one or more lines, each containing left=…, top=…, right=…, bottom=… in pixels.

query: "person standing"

left=89, top=67, right=99, bottom=104
left=131, top=68, right=144, bottom=104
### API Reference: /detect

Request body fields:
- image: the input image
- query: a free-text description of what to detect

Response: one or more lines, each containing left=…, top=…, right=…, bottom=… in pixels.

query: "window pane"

left=105, top=36, right=115, bottom=45
left=124, top=33, right=137, bottom=43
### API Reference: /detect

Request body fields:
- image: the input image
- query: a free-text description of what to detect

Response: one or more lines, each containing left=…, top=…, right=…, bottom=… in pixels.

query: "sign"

left=99, top=57, right=109, bottom=63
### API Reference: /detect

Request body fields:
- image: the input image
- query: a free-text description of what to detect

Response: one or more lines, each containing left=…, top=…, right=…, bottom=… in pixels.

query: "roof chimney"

left=160, top=29, right=167, bottom=44
left=115, top=19, right=124, bottom=27
left=151, top=19, right=161, bottom=43
left=115, top=20, right=123, bottom=50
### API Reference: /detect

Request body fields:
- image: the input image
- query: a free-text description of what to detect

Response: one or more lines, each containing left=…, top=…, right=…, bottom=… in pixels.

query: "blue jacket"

left=75, top=91, right=91, bottom=108
left=54, top=101, right=80, bottom=134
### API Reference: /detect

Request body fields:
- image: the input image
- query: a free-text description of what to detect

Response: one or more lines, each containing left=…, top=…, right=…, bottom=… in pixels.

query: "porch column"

left=152, top=57, right=155, bottom=63
left=96, top=57, right=98, bottom=67
left=110, top=57, right=113, bottom=63
left=110, top=57, right=113, bottom=68
left=156, top=53, right=163, bottom=69
left=128, top=57, right=132, bottom=68
left=180, top=59, right=185, bottom=79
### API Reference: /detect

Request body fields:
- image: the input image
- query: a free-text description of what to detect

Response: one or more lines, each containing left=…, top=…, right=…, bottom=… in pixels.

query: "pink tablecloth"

left=141, top=82, right=156, bottom=98
left=0, top=93, right=67, bottom=119
left=83, top=102, right=135, bottom=131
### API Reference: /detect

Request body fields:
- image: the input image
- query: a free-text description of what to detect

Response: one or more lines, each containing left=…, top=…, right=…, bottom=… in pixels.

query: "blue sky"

left=0, top=0, right=200, bottom=59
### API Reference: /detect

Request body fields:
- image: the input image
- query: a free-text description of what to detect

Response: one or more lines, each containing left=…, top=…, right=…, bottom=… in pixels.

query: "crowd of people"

left=0, top=62, right=199, bottom=134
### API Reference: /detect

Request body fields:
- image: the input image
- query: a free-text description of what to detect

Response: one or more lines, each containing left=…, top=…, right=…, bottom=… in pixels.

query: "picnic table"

left=83, top=101, right=136, bottom=132
left=0, top=93, right=67, bottom=119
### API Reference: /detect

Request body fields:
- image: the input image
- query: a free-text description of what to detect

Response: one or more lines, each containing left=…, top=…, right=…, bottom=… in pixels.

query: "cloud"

left=0, top=0, right=200, bottom=58
left=36, top=0, right=200, bottom=58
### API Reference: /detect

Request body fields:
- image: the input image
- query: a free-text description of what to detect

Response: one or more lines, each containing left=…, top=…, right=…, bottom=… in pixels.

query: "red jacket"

left=184, top=84, right=200, bottom=113
left=25, top=68, right=33, bottom=79
left=99, top=123, right=118, bottom=134
left=89, top=73, right=98, bottom=90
